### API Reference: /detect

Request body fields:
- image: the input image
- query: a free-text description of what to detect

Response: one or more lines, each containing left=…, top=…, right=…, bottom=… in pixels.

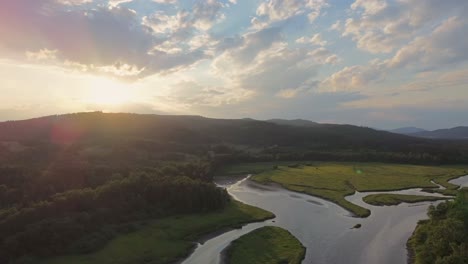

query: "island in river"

left=224, top=226, right=306, bottom=264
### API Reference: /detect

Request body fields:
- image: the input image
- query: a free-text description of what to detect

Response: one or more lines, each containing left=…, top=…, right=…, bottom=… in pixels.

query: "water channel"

left=183, top=174, right=468, bottom=264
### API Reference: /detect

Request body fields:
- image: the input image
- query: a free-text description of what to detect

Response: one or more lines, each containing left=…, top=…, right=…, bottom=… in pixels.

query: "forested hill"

left=0, top=112, right=427, bottom=148
left=0, top=112, right=468, bottom=164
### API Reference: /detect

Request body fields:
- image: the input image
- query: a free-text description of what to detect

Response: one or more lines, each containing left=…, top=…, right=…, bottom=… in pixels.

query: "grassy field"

left=363, top=194, right=450, bottom=206
left=246, top=162, right=467, bottom=217
left=43, top=201, right=274, bottom=264
left=225, top=226, right=305, bottom=264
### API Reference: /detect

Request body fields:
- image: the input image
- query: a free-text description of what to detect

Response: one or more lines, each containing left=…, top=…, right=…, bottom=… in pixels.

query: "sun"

left=86, top=78, right=133, bottom=106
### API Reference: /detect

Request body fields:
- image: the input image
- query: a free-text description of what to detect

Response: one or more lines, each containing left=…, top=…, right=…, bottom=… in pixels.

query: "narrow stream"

left=449, top=175, right=468, bottom=188
left=183, top=175, right=468, bottom=264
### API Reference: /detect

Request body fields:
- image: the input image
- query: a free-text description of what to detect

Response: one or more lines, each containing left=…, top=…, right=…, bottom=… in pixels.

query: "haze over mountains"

left=1, top=113, right=466, bottom=143
left=408, top=127, right=468, bottom=139
left=0, top=113, right=413, bottom=148
left=389, top=126, right=468, bottom=139
left=389, top=127, right=427, bottom=135
left=266, top=119, right=468, bottom=140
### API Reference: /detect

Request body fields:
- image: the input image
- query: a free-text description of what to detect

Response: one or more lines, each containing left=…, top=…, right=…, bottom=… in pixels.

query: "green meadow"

left=225, top=226, right=305, bottom=264
left=245, top=162, right=466, bottom=217
left=43, top=201, right=274, bottom=264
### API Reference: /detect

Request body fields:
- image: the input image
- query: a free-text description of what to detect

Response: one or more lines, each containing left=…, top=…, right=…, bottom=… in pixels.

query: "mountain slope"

left=0, top=112, right=467, bottom=165
left=0, top=112, right=420, bottom=149
left=266, top=119, right=319, bottom=127
left=390, top=127, right=427, bottom=135
left=411, top=126, right=468, bottom=139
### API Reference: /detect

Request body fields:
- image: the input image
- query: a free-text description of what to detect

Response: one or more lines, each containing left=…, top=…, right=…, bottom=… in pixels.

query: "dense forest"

left=0, top=159, right=228, bottom=263
left=408, top=189, right=468, bottom=264
left=0, top=112, right=468, bottom=262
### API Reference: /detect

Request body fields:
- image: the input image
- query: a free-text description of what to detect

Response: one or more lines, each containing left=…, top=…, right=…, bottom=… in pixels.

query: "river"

left=183, top=174, right=468, bottom=264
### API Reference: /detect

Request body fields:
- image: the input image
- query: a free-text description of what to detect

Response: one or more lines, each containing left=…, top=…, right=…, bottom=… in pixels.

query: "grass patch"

left=225, top=226, right=305, bottom=264
left=248, top=162, right=466, bottom=217
left=42, top=201, right=274, bottom=264
left=363, top=194, right=449, bottom=206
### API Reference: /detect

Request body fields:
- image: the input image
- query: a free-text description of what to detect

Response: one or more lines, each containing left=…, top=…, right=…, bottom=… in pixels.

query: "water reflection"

left=183, top=175, right=463, bottom=264
left=449, top=175, right=468, bottom=188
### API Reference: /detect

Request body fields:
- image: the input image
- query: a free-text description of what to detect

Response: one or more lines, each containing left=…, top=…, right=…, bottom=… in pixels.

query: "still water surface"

left=183, top=175, right=468, bottom=264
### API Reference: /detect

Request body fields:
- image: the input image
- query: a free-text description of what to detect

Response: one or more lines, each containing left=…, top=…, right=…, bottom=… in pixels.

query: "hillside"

left=0, top=112, right=467, bottom=165
left=411, top=126, right=468, bottom=139
left=389, top=127, right=427, bottom=135
left=0, top=112, right=420, bottom=147
left=266, top=118, right=320, bottom=127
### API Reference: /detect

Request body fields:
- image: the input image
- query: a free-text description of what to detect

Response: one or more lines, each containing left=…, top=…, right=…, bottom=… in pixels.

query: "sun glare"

left=86, top=78, right=133, bottom=106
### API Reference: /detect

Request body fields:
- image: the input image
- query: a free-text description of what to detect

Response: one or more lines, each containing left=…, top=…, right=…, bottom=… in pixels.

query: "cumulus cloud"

left=211, top=27, right=339, bottom=99
left=56, top=0, right=93, bottom=5
left=161, top=80, right=254, bottom=107
left=296, top=33, right=327, bottom=46
left=342, top=0, right=468, bottom=53
left=329, top=20, right=341, bottom=31
left=144, top=0, right=224, bottom=34
left=320, top=60, right=386, bottom=91
left=322, top=1, right=468, bottom=94
left=350, top=0, right=387, bottom=15
left=142, top=0, right=225, bottom=56
left=388, top=16, right=468, bottom=70
left=192, top=0, right=225, bottom=30
left=253, top=0, right=328, bottom=28
left=143, top=10, right=191, bottom=36
left=153, top=0, right=177, bottom=4
left=25, top=49, right=58, bottom=61
left=0, top=0, right=209, bottom=79
left=108, top=0, right=134, bottom=7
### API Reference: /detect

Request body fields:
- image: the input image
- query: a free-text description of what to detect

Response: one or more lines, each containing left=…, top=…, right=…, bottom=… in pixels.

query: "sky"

left=0, top=0, right=467, bottom=130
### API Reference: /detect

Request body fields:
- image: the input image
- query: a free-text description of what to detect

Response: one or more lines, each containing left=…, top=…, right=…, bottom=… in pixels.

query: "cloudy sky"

left=1, top=0, right=467, bottom=129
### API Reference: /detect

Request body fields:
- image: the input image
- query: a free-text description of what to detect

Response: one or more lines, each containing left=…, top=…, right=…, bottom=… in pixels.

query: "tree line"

left=408, top=189, right=468, bottom=264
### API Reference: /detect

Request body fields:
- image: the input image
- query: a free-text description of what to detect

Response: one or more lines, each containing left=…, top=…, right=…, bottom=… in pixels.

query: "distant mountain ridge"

left=1, top=112, right=468, bottom=164
left=389, top=127, right=427, bottom=135
left=0, top=112, right=423, bottom=150
left=411, top=126, right=468, bottom=139
left=266, top=119, right=320, bottom=127
left=262, top=121, right=468, bottom=140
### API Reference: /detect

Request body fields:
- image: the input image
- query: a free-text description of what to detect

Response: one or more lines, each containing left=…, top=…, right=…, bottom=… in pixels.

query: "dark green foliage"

left=409, top=189, right=468, bottom=264
left=225, top=226, right=305, bottom=264
left=0, top=171, right=228, bottom=263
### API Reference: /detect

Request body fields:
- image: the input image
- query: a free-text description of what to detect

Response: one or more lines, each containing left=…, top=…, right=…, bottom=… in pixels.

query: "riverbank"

left=42, top=201, right=274, bottom=264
